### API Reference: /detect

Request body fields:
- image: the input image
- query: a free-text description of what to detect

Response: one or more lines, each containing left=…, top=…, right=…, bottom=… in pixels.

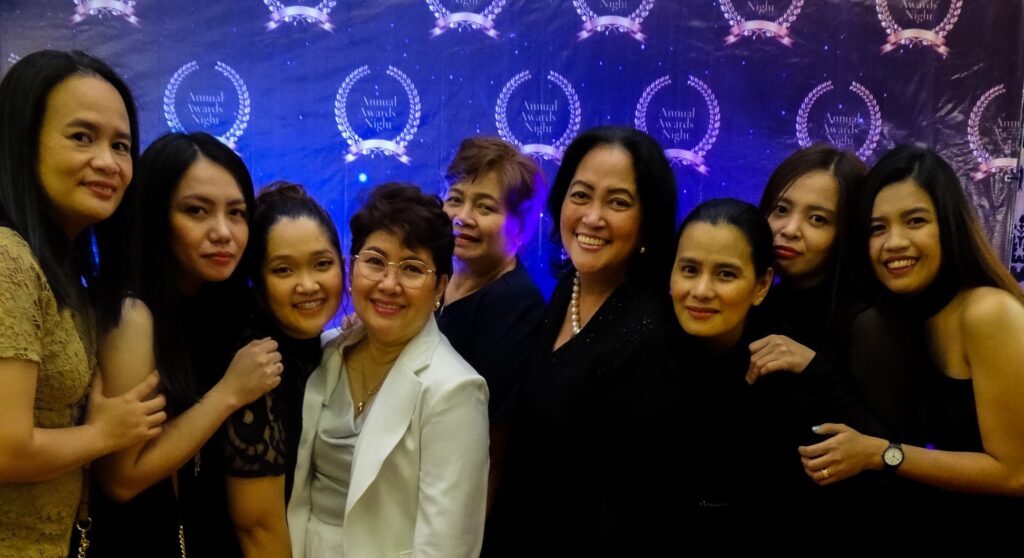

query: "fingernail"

left=811, top=425, right=822, bottom=433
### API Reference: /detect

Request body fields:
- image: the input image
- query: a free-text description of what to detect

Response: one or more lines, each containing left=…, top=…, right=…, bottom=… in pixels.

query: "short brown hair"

left=444, top=136, right=545, bottom=225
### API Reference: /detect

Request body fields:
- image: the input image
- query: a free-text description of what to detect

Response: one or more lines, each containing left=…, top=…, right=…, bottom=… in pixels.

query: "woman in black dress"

left=486, top=126, right=680, bottom=556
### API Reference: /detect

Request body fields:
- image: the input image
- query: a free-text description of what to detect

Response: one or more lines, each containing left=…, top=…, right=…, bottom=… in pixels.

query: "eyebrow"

left=570, top=180, right=637, bottom=200
left=177, top=194, right=247, bottom=206
left=267, top=249, right=335, bottom=262
left=677, top=256, right=744, bottom=270
left=65, top=118, right=132, bottom=142
left=775, top=196, right=836, bottom=216
left=871, top=206, right=932, bottom=221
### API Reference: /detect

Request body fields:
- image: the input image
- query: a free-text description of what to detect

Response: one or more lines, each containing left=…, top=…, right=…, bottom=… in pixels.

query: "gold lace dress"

left=0, top=227, right=95, bottom=558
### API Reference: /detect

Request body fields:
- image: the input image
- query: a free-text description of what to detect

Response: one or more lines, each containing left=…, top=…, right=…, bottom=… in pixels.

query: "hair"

left=444, top=136, right=546, bottom=236
left=349, top=182, right=454, bottom=281
left=0, top=50, right=140, bottom=313
left=547, top=126, right=678, bottom=286
left=677, top=198, right=775, bottom=279
left=250, top=180, right=343, bottom=305
left=758, top=144, right=866, bottom=279
left=124, top=132, right=257, bottom=410
left=850, top=144, right=1024, bottom=305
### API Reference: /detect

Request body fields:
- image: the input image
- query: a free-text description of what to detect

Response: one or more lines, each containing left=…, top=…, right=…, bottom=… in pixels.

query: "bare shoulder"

left=100, top=297, right=156, bottom=391
left=959, top=287, right=1024, bottom=336
left=118, top=297, right=155, bottom=332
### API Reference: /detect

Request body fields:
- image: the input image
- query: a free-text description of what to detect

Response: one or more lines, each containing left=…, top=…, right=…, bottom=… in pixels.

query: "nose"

left=208, top=214, right=231, bottom=244
left=778, top=215, right=800, bottom=239
left=883, top=227, right=910, bottom=251
left=691, top=273, right=714, bottom=300
left=91, top=145, right=119, bottom=174
left=581, top=204, right=604, bottom=228
left=376, top=263, right=402, bottom=292
left=295, top=270, right=320, bottom=294
left=453, top=204, right=473, bottom=227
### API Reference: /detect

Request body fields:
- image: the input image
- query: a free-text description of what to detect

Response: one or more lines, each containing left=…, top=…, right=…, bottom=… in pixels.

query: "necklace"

left=350, top=349, right=389, bottom=414
left=570, top=271, right=581, bottom=335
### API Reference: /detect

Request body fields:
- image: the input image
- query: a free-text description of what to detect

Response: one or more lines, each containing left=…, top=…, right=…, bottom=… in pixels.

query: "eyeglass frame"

left=352, top=249, right=437, bottom=289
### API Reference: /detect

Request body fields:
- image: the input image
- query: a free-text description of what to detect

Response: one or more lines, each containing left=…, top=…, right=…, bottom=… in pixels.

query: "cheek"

left=235, top=224, right=250, bottom=250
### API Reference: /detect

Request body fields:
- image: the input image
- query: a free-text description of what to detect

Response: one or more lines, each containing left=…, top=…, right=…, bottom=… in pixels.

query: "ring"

left=821, top=468, right=830, bottom=479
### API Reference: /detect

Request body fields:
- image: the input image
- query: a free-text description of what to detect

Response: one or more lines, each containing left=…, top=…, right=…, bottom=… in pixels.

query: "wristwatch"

left=882, top=442, right=904, bottom=471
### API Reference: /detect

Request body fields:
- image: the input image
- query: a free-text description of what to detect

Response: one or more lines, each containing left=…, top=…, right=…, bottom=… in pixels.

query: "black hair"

left=250, top=180, right=343, bottom=304
left=850, top=144, right=1024, bottom=305
left=547, top=126, right=677, bottom=286
left=349, top=182, right=454, bottom=280
left=0, top=49, right=140, bottom=314
left=677, top=197, right=774, bottom=279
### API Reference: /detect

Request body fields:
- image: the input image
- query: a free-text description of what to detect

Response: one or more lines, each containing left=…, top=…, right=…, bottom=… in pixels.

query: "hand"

left=746, top=334, right=815, bottom=384
left=217, top=338, right=283, bottom=407
left=798, top=423, right=887, bottom=485
left=86, top=371, right=167, bottom=453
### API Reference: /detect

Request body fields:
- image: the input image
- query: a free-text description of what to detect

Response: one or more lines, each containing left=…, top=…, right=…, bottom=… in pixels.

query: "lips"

left=883, top=257, right=918, bottom=274
left=576, top=233, right=609, bottom=249
left=454, top=232, right=479, bottom=247
left=370, top=298, right=403, bottom=316
left=293, top=299, right=326, bottom=313
left=204, top=252, right=235, bottom=266
left=83, top=180, right=117, bottom=200
left=685, top=305, right=719, bottom=320
left=774, top=245, right=801, bottom=260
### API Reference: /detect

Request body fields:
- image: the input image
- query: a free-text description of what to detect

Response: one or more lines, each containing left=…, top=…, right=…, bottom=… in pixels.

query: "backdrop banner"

left=2, top=0, right=1022, bottom=293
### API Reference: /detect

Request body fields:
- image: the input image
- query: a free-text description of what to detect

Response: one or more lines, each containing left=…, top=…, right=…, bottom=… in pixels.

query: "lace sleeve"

left=0, top=231, right=43, bottom=363
left=223, top=390, right=287, bottom=477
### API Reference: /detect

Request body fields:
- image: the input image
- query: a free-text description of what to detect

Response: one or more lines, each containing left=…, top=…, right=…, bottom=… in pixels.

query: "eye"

left=362, top=254, right=386, bottom=267
left=568, top=190, right=590, bottom=203
left=113, top=140, right=132, bottom=153
left=678, top=264, right=698, bottom=277
left=229, top=207, right=247, bottom=218
left=70, top=132, right=93, bottom=144
left=314, top=258, right=335, bottom=271
left=444, top=195, right=462, bottom=206
left=476, top=203, right=496, bottom=215
left=907, top=216, right=928, bottom=227
left=716, top=270, right=738, bottom=281
left=869, top=223, right=886, bottom=236
left=772, top=204, right=789, bottom=216
left=809, top=214, right=831, bottom=226
left=609, top=198, right=632, bottom=211
left=270, top=266, right=292, bottom=276
left=400, top=262, right=428, bottom=275
left=185, top=205, right=207, bottom=216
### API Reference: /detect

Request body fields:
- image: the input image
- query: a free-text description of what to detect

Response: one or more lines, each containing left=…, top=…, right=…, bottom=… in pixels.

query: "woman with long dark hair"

left=90, top=132, right=285, bottom=557
left=0, top=50, right=166, bottom=557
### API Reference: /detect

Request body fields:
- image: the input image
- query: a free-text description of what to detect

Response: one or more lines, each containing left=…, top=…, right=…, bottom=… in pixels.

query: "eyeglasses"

left=354, top=250, right=436, bottom=289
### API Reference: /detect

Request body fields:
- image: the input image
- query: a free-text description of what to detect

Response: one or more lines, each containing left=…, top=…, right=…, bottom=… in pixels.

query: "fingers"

left=146, top=410, right=168, bottom=428
left=126, top=371, right=161, bottom=400
left=811, top=423, right=845, bottom=436
left=139, top=393, right=167, bottom=414
left=798, top=439, right=830, bottom=458
left=748, top=336, right=772, bottom=353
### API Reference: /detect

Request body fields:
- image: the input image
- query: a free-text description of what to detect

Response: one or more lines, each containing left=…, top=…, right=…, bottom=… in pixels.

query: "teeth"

left=886, top=258, right=917, bottom=270
left=295, top=301, right=323, bottom=310
left=374, top=301, right=400, bottom=310
left=577, top=234, right=608, bottom=247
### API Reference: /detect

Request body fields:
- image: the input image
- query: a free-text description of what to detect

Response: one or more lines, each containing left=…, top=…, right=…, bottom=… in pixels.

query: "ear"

left=434, top=274, right=450, bottom=302
left=752, top=267, right=774, bottom=307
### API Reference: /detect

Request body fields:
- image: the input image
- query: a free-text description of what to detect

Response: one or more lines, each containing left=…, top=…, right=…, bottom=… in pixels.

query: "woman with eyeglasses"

left=287, top=182, right=489, bottom=558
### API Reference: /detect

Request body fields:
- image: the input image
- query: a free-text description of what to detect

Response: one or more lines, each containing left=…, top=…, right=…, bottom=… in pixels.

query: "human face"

left=869, top=179, right=942, bottom=296
left=263, top=217, right=343, bottom=340
left=443, top=171, right=521, bottom=272
left=37, top=75, right=133, bottom=238
left=766, top=170, right=839, bottom=287
left=169, top=157, right=249, bottom=294
left=350, top=230, right=447, bottom=348
left=670, top=222, right=773, bottom=352
left=560, top=144, right=642, bottom=286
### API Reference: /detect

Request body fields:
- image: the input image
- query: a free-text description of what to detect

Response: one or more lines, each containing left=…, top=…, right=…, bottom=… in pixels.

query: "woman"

left=439, top=136, right=545, bottom=420
left=288, top=182, right=489, bottom=558
left=799, top=146, right=1024, bottom=539
left=671, top=198, right=825, bottom=547
left=248, top=180, right=344, bottom=500
left=90, top=132, right=286, bottom=557
left=0, top=50, right=166, bottom=557
left=747, top=145, right=866, bottom=382
left=486, top=126, right=680, bottom=556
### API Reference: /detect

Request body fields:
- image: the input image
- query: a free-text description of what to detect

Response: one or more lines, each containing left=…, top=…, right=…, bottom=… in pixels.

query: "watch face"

left=884, top=446, right=903, bottom=466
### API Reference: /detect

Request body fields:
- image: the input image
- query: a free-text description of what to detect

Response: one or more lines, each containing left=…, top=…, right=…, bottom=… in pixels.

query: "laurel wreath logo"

left=7, top=54, right=20, bottom=64
left=494, top=70, right=582, bottom=162
left=796, top=80, right=882, bottom=160
left=334, top=65, right=422, bottom=164
left=967, top=84, right=1021, bottom=181
left=572, top=0, right=655, bottom=41
left=162, top=61, right=251, bottom=149
left=426, top=0, right=506, bottom=21
left=634, top=75, right=720, bottom=172
left=875, top=0, right=961, bottom=54
left=719, top=0, right=803, bottom=29
left=263, top=0, right=336, bottom=26
left=71, top=0, right=140, bottom=25
left=573, top=0, right=654, bottom=25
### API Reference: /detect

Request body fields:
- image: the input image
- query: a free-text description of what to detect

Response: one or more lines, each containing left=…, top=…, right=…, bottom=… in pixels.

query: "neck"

left=577, top=267, right=627, bottom=301
left=703, top=324, right=744, bottom=355
left=447, top=255, right=516, bottom=304
left=361, top=334, right=405, bottom=369
left=782, top=270, right=827, bottom=290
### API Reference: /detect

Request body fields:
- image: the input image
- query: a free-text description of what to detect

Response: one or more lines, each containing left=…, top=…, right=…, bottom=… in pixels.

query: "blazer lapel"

left=344, top=318, right=441, bottom=514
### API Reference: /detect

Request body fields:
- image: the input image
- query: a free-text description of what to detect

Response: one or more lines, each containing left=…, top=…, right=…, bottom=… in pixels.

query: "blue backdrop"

left=2, top=0, right=1022, bottom=295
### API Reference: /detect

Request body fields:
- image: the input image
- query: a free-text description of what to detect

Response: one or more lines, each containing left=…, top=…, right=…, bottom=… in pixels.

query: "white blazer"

left=288, top=316, right=489, bottom=558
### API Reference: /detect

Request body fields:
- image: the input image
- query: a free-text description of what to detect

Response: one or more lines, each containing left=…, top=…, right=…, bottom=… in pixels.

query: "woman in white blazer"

left=288, top=182, right=489, bottom=558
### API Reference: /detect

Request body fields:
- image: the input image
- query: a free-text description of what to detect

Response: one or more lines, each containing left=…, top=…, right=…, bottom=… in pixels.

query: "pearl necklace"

left=570, top=271, right=581, bottom=335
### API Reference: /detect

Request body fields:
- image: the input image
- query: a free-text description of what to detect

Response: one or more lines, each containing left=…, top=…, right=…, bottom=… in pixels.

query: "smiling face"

left=169, top=156, right=249, bottom=294
left=263, top=217, right=343, bottom=340
left=350, top=230, right=447, bottom=348
left=671, top=221, right=773, bottom=352
left=766, top=169, right=839, bottom=287
left=36, top=75, right=133, bottom=237
left=443, top=171, right=521, bottom=272
left=869, top=179, right=942, bottom=296
left=559, top=144, right=642, bottom=286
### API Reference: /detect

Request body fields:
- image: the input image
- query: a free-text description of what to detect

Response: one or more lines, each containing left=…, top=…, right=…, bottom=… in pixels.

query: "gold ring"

left=821, top=468, right=830, bottom=479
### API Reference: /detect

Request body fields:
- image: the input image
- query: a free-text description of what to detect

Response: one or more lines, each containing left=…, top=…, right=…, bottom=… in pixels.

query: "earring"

left=639, top=246, right=646, bottom=254
left=434, top=300, right=442, bottom=310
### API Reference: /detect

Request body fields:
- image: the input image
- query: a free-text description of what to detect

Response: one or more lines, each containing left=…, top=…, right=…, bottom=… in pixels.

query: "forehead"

left=677, top=222, right=754, bottom=267
left=872, top=179, right=934, bottom=215
left=361, top=229, right=434, bottom=264
left=572, top=145, right=637, bottom=194
left=452, top=170, right=503, bottom=198
left=173, top=157, right=244, bottom=201
left=781, top=170, right=839, bottom=208
left=43, top=75, right=130, bottom=131
left=267, top=217, right=334, bottom=254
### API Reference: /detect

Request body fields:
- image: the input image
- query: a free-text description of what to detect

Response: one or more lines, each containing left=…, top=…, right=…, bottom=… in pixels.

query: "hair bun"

left=257, top=181, right=310, bottom=204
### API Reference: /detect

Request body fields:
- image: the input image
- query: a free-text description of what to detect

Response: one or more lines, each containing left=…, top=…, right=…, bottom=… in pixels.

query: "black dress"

left=436, top=259, right=545, bottom=419
left=484, top=274, right=683, bottom=557
left=89, top=287, right=287, bottom=558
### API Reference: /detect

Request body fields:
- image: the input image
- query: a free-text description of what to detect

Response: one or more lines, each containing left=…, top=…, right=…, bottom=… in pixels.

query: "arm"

left=799, top=291, right=1024, bottom=496
left=414, top=377, right=489, bottom=558
left=227, top=475, right=290, bottom=558
left=95, top=298, right=284, bottom=501
left=745, top=334, right=815, bottom=383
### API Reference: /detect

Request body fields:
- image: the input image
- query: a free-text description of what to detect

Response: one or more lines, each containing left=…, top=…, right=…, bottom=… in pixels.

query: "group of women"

left=1, top=49, right=1023, bottom=558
